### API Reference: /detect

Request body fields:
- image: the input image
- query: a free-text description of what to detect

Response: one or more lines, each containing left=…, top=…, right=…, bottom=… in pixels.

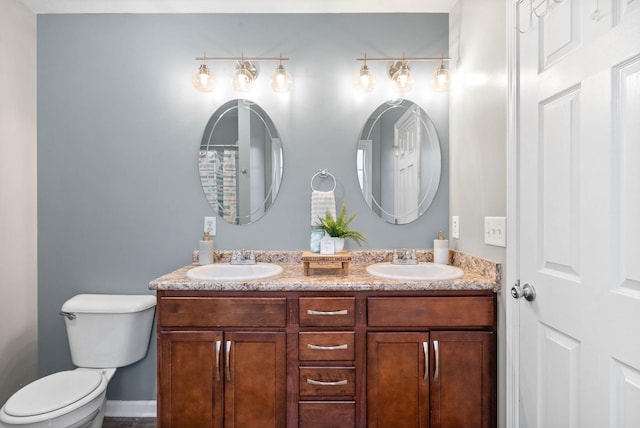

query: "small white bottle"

left=198, top=231, right=214, bottom=265
left=433, top=231, right=449, bottom=265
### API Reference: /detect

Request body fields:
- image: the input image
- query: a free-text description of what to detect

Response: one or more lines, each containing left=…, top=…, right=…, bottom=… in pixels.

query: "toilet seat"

left=3, top=370, right=102, bottom=417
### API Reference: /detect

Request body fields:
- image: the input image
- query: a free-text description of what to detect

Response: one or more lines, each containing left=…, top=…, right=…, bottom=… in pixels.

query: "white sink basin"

left=366, top=262, right=464, bottom=281
left=187, top=263, right=283, bottom=282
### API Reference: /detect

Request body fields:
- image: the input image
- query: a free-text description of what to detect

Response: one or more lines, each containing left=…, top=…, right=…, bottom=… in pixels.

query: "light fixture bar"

left=356, top=56, right=450, bottom=62
left=196, top=56, right=290, bottom=62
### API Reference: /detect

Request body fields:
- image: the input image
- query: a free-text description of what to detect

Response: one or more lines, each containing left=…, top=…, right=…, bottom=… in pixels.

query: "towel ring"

left=310, top=169, right=336, bottom=192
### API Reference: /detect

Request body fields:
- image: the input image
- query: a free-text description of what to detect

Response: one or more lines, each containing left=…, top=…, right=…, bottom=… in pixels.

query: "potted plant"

left=317, top=204, right=367, bottom=252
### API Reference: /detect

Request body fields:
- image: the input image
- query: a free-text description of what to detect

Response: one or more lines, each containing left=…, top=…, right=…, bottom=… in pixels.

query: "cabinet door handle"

left=225, top=340, right=231, bottom=381
left=215, top=340, right=221, bottom=381
left=306, top=343, right=348, bottom=351
left=433, top=340, right=440, bottom=381
left=307, top=378, right=348, bottom=386
left=423, top=341, right=429, bottom=381
left=307, top=309, right=348, bottom=316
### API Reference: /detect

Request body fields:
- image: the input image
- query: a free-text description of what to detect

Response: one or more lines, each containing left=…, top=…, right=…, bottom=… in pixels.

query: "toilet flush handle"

left=59, top=311, right=76, bottom=320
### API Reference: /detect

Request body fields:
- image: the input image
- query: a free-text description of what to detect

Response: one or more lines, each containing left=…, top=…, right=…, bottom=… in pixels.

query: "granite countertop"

left=149, top=250, right=502, bottom=293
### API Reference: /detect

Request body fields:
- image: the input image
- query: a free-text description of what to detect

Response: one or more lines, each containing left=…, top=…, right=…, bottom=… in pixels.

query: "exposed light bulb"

left=391, top=63, right=413, bottom=93
left=432, top=64, right=451, bottom=91
left=270, top=64, right=292, bottom=92
left=192, top=64, right=215, bottom=92
left=232, top=62, right=256, bottom=92
left=354, top=64, right=376, bottom=93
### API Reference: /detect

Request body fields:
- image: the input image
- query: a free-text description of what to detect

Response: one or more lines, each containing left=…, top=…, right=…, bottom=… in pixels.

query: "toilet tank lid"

left=61, top=294, right=157, bottom=313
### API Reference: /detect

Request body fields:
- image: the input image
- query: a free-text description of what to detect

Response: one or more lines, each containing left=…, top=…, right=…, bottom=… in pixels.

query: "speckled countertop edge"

left=149, top=249, right=501, bottom=293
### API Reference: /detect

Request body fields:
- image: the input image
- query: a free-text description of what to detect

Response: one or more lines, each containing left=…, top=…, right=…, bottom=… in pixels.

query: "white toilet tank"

left=61, top=294, right=157, bottom=368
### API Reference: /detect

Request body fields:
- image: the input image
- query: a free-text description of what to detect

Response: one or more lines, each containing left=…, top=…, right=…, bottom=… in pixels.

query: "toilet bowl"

left=0, top=294, right=156, bottom=428
left=0, top=368, right=115, bottom=428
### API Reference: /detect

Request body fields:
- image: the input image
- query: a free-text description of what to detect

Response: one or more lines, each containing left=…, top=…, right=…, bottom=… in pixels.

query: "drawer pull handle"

left=225, top=340, right=231, bottom=381
left=307, top=343, right=348, bottom=351
left=307, top=378, right=348, bottom=386
left=307, top=309, right=348, bottom=316
left=215, top=340, right=221, bottom=381
left=423, top=341, right=429, bottom=381
left=433, top=340, right=440, bottom=381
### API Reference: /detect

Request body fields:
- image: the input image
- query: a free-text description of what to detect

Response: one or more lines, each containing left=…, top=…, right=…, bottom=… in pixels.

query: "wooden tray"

left=301, top=251, right=352, bottom=276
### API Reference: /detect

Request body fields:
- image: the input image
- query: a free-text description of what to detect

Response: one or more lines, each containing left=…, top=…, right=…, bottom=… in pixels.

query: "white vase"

left=332, top=237, right=345, bottom=253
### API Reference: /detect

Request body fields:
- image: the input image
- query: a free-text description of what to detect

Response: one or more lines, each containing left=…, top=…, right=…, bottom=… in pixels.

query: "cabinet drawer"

left=159, top=297, right=286, bottom=328
left=299, top=401, right=355, bottom=428
left=300, top=367, right=355, bottom=397
left=368, top=296, right=494, bottom=328
left=299, top=297, right=355, bottom=327
left=299, top=332, right=355, bottom=361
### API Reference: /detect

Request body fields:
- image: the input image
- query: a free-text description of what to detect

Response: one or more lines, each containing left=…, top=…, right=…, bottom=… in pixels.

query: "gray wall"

left=449, top=1, right=507, bottom=426
left=37, top=14, right=449, bottom=400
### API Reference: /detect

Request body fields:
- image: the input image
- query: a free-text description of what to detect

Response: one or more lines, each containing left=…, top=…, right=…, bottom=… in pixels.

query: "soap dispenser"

left=433, top=231, right=449, bottom=265
left=199, top=231, right=214, bottom=265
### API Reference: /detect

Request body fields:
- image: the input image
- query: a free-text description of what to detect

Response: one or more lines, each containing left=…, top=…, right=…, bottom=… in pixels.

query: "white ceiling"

left=17, top=0, right=457, bottom=14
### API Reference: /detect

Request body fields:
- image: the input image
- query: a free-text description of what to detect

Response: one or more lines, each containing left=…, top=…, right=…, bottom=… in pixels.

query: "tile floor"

left=102, top=417, right=156, bottom=427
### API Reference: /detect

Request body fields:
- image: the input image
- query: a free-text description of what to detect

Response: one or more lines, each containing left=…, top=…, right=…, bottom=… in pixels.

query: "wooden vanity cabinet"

left=367, top=296, right=496, bottom=428
left=157, top=295, right=287, bottom=428
left=156, top=290, right=496, bottom=428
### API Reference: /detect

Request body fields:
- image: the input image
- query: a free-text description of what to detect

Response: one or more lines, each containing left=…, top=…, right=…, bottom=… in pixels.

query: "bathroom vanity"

left=150, top=251, right=500, bottom=428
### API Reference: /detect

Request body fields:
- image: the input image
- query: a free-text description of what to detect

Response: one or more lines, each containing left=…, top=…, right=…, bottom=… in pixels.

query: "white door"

left=516, top=1, right=640, bottom=427
left=394, top=107, right=420, bottom=224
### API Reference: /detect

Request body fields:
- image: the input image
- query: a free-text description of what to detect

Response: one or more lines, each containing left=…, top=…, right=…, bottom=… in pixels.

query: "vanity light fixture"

left=192, top=62, right=216, bottom=93
left=355, top=53, right=451, bottom=93
left=193, top=53, right=292, bottom=93
left=431, top=54, right=451, bottom=92
left=270, top=54, right=293, bottom=93
left=353, top=53, right=377, bottom=93
left=232, top=59, right=258, bottom=92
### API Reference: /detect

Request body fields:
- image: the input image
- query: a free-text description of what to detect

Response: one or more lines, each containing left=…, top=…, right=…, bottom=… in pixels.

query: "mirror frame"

left=357, top=99, right=441, bottom=224
left=198, top=99, right=283, bottom=225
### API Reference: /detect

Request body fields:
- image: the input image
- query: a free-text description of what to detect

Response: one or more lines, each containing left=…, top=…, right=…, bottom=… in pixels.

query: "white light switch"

left=451, top=216, right=460, bottom=239
left=484, top=216, right=506, bottom=247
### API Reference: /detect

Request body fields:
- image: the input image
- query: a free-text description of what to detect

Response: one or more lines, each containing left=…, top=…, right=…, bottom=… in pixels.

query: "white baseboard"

left=105, top=400, right=157, bottom=418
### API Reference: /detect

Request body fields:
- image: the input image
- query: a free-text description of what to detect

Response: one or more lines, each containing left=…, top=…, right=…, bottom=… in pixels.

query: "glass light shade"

left=432, top=64, right=451, bottom=91
left=232, top=64, right=256, bottom=92
left=354, top=65, right=376, bottom=93
left=270, top=65, right=292, bottom=92
left=192, top=64, right=216, bottom=92
left=391, top=64, right=414, bottom=93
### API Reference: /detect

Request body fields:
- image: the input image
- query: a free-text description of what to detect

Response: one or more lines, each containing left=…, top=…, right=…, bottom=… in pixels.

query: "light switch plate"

left=484, top=216, right=506, bottom=247
left=204, top=216, right=216, bottom=236
left=451, top=216, right=460, bottom=239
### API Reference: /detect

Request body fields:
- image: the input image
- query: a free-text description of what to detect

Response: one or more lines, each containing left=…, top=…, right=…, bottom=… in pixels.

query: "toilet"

left=0, top=294, right=156, bottom=428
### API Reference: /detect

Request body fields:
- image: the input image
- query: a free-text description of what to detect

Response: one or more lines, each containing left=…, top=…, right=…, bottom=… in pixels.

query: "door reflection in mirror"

left=199, top=99, right=283, bottom=225
left=357, top=99, right=441, bottom=224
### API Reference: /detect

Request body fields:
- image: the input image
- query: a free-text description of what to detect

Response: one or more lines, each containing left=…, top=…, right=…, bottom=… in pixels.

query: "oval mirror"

left=199, top=99, right=283, bottom=225
left=356, top=99, right=441, bottom=224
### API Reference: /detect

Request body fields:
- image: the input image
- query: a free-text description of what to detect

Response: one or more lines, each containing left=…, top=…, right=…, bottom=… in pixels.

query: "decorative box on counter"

left=301, top=251, right=351, bottom=276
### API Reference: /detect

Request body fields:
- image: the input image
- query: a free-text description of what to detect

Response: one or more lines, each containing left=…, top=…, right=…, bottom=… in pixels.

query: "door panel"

left=159, top=331, right=222, bottom=428
left=517, top=1, right=640, bottom=427
left=367, top=332, right=429, bottom=428
left=224, top=332, right=286, bottom=428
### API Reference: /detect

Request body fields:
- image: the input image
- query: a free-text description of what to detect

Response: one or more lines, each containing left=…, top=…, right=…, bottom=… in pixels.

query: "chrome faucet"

left=230, top=249, right=256, bottom=265
left=392, top=248, right=418, bottom=265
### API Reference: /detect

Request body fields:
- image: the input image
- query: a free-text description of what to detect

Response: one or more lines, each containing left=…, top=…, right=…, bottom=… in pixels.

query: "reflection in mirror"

left=357, top=99, right=441, bottom=224
left=199, top=99, right=283, bottom=225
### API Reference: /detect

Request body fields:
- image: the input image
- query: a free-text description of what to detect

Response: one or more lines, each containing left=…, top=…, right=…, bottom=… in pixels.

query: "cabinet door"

left=430, top=331, right=495, bottom=428
left=159, top=331, right=223, bottom=428
left=367, top=332, right=430, bottom=428
left=224, top=331, right=286, bottom=428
